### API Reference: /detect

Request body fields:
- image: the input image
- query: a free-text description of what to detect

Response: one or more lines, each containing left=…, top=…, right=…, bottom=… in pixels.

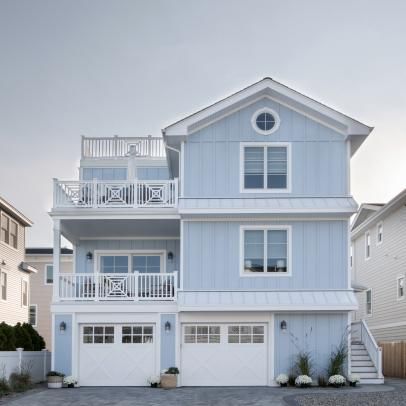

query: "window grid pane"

left=121, top=325, right=153, bottom=344
left=83, top=325, right=115, bottom=344
left=227, top=325, right=264, bottom=344
left=244, top=147, right=264, bottom=189
left=184, top=325, right=220, bottom=344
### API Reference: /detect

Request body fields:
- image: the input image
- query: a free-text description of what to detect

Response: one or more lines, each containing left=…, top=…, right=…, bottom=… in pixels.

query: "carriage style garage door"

left=79, top=324, right=156, bottom=386
left=181, top=323, right=268, bottom=386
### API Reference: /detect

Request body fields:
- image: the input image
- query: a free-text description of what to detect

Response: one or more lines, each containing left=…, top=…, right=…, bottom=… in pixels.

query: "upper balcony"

left=81, top=135, right=165, bottom=160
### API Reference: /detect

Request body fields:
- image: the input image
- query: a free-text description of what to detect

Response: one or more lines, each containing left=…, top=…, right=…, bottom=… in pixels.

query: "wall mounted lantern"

left=59, top=321, right=67, bottom=332
left=86, top=252, right=93, bottom=261
left=167, top=252, right=174, bottom=262
left=280, top=320, right=287, bottom=331
left=165, top=321, right=171, bottom=332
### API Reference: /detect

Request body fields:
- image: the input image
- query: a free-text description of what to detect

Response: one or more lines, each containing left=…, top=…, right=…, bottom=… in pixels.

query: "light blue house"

left=50, top=78, right=382, bottom=386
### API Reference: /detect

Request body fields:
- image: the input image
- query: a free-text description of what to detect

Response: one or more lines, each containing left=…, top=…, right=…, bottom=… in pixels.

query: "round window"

left=251, top=108, right=280, bottom=135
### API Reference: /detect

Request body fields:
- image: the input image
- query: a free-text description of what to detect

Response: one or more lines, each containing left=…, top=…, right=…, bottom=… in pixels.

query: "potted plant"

left=46, top=371, right=64, bottom=389
left=348, top=373, right=360, bottom=387
left=276, top=373, right=289, bottom=387
left=295, top=375, right=312, bottom=388
left=63, top=376, right=78, bottom=388
left=160, top=367, right=179, bottom=389
left=147, top=375, right=160, bottom=388
left=328, top=374, right=346, bottom=388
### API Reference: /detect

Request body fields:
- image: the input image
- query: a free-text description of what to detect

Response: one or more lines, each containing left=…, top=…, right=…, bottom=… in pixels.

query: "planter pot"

left=67, top=383, right=75, bottom=388
left=349, top=382, right=357, bottom=387
left=150, top=383, right=158, bottom=388
left=280, top=383, right=288, bottom=387
left=47, top=376, right=63, bottom=389
left=160, top=374, right=177, bottom=389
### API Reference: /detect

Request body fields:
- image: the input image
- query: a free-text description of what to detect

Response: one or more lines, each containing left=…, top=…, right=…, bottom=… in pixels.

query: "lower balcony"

left=58, top=272, right=178, bottom=302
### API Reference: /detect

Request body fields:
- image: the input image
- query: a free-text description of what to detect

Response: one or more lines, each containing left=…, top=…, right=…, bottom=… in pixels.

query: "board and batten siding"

left=75, top=239, right=180, bottom=274
left=183, top=220, right=348, bottom=290
left=183, top=97, right=348, bottom=198
left=352, top=205, right=406, bottom=341
left=274, top=313, right=348, bottom=377
left=0, top=216, right=29, bottom=325
left=26, top=254, right=73, bottom=350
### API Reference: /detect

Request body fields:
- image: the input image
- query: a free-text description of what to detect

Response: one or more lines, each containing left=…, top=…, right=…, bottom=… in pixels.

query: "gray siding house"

left=352, top=189, right=406, bottom=342
left=50, top=78, right=382, bottom=386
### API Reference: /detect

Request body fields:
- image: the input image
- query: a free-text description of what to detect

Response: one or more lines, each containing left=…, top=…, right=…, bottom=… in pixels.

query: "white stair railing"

left=352, top=320, right=383, bottom=379
left=58, top=272, right=178, bottom=301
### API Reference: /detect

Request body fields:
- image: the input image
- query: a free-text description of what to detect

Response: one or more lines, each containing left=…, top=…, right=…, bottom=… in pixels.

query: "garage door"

left=79, top=324, right=156, bottom=386
left=181, top=324, right=267, bottom=386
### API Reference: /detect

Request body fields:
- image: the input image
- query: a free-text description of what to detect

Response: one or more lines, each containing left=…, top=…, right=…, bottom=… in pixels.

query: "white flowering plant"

left=147, top=375, right=161, bottom=385
left=295, top=375, right=312, bottom=387
left=328, top=374, right=346, bottom=387
left=348, top=373, right=360, bottom=383
left=276, top=373, right=289, bottom=386
left=63, top=376, right=77, bottom=386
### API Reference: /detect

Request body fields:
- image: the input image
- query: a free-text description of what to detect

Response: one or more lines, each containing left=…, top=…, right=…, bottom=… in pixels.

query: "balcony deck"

left=53, top=179, right=178, bottom=209
left=81, top=135, right=165, bottom=159
left=58, top=272, right=178, bottom=302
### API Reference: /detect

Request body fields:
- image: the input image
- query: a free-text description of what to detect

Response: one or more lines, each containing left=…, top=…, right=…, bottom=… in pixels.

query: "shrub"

left=46, top=371, right=65, bottom=377
left=21, top=324, right=45, bottom=351
left=295, top=375, right=312, bottom=387
left=327, top=340, right=347, bottom=377
left=295, top=351, right=313, bottom=377
left=0, top=377, right=10, bottom=397
left=0, top=323, right=16, bottom=351
left=14, top=323, right=33, bottom=351
left=328, top=374, right=346, bottom=387
left=9, top=372, right=32, bottom=392
left=164, top=367, right=179, bottom=375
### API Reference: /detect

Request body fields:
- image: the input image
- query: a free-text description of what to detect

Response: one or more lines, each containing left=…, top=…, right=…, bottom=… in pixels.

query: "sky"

left=0, top=0, right=405, bottom=246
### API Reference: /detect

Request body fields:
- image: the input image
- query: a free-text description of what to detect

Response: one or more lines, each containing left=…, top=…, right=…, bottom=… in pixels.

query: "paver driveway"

left=0, top=381, right=402, bottom=406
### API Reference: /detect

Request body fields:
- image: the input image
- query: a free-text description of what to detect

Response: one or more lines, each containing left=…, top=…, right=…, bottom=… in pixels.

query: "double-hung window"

left=0, top=271, right=7, bottom=301
left=365, top=232, right=371, bottom=259
left=29, top=305, right=37, bottom=326
left=242, top=144, right=289, bottom=192
left=366, top=289, right=372, bottom=315
left=1, top=213, right=18, bottom=249
left=45, top=265, right=53, bottom=284
left=397, top=276, right=405, bottom=300
left=21, top=280, right=28, bottom=307
left=242, top=226, right=290, bottom=275
left=377, top=223, right=383, bottom=245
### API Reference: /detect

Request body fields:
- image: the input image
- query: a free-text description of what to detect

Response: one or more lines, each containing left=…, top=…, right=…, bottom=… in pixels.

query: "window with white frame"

left=83, top=326, right=114, bottom=344
left=365, top=232, right=371, bottom=259
left=98, top=253, right=163, bottom=274
left=184, top=325, right=221, bottom=344
left=122, top=325, right=153, bottom=344
left=366, top=289, right=372, bottom=315
left=21, top=280, right=28, bottom=307
left=0, top=271, right=7, bottom=301
left=350, top=244, right=353, bottom=268
left=242, top=144, right=289, bottom=191
left=45, top=264, right=53, bottom=284
left=0, top=212, right=18, bottom=249
left=29, top=305, right=37, bottom=327
left=242, top=227, right=290, bottom=275
left=377, top=223, right=383, bottom=245
left=228, top=325, right=265, bottom=344
left=397, top=276, right=404, bottom=300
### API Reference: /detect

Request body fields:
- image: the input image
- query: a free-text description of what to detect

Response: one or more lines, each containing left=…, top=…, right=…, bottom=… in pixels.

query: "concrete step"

left=351, top=355, right=371, bottom=361
left=351, top=344, right=366, bottom=350
left=360, top=378, right=385, bottom=384
left=356, top=372, right=379, bottom=379
left=352, top=366, right=377, bottom=373
left=351, top=350, right=368, bottom=356
left=351, top=360, right=374, bottom=367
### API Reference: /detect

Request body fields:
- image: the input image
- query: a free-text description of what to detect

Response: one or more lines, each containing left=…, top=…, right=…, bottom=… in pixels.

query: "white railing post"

left=53, top=178, right=58, bottom=207
left=134, top=271, right=139, bottom=301
left=174, top=178, right=179, bottom=206
left=95, top=274, right=99, bottom=301
left=42, top=349, right=48, bottom=380
left=173, top=271, right=178, bottom=300
left=16, top=348, right=23, bottom=374
left=53, top=219, right=61, bottom=302
left=92, top=178, right=98, bottom=208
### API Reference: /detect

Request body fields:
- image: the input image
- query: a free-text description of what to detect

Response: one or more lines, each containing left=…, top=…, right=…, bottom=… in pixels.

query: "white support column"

left=53, top=219, right=61, bottom=302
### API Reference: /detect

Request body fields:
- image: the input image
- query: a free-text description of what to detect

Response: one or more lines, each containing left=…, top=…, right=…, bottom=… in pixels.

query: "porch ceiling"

left=61, top=218, right=180, bottom=242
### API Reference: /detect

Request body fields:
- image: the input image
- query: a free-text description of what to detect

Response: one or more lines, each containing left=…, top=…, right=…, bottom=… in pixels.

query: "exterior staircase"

left=351, top=321, right=384, bottom=384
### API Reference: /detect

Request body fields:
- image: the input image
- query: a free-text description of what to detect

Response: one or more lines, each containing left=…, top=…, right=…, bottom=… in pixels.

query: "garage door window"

left=83, top=326, right=114, bottom=344
left=122, top=325, right=153, bottom=344
left=228, top=325, right=264, bottom=344
left=184, top=325, right=220, bottom=344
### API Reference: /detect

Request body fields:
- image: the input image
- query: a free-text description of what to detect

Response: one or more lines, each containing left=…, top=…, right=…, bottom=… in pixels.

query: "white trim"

left=396, top=275, right=405, bottom=301
left=72, top=312, right=78, bottom=379
left=269, top=313, right=275, bottom=386
left=182, top=216, right=349, bottom=222
left=348, top=220, right=352, bottom=289
left=94, top=249, right=167, bottom=274
left=376, top=221, right=383, bottom=246
left=239, top=225, right=292, bottom=277
left=44, top=263, right=53, bottom=285
left=366, top=288, right=372, bottom=317
left=178, top=304, right=357, bottom=312
left=179, top=208, right=354, bottom=215
left=51, top=313, right=55, bottom=369
left=79, top=236, right=180, bottom=241
left=347, top=312, right=352, bottom=377
left=29, top=304, right=38, bottom=327
left=239, top=142, right=291, bottom=194
left=180, top=220, right=184, bottom=290
left=180, top=141, right=185, bottom=198
left=251, top=107, right=280, bottom=135
left=365, top=231, right=371, bottom=260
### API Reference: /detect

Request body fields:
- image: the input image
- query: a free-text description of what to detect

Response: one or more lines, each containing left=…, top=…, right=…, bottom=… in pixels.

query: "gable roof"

left=163, top=77, right=373, bottom=156
left=351, top=189, right=406, bottom=238
left=0, top=196, right=32, bottom=227
left=351, top=203, right=383, bottom=231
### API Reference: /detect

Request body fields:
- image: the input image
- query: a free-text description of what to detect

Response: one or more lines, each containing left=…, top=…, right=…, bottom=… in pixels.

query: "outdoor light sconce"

left=59, top=321, right=67, bottom=332
left=165, top=321, right=171, bottom=332
left=86, top=252, right=93, bottom=261
left=167, top=252, right=174, bottom=262
left=280, top=320, right=287, bottom=331
left=1, top=260, right=5, bottom=266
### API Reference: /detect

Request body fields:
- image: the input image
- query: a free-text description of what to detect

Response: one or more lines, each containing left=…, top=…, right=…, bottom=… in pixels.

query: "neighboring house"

left=50, top=77, right=381, bottom=386
left=351, top=189, right=406, bottom=342
left=0, top=196, right=36, bottom=325
left=25, top=248, right=73, bottom=350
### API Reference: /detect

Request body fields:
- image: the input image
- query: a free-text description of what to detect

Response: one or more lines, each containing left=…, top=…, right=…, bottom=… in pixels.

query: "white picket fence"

left=0, top=349, right=51, bottom=383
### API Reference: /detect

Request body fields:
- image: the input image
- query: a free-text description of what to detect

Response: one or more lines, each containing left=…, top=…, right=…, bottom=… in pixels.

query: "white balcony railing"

left=58, top=272, right=178, bottom=301
left=81, top=136, right=165, bottom=159
left=53, top=179, right=178, bottom=209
